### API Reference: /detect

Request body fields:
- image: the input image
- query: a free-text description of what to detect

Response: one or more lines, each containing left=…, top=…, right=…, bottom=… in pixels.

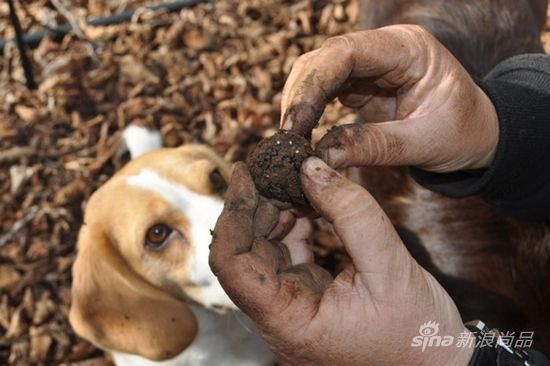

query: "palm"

left=210, top=160, right=472, bottom=366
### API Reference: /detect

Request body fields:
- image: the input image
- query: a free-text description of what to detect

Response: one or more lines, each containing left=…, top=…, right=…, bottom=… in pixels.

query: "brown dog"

left=359, top=0, right=547, bottom=76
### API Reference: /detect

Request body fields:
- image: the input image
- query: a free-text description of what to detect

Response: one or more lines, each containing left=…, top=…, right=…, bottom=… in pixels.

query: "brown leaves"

left=119, top=55, right=161, bottom=86
left=0, top=266, right=21, bottom=291
left=0, top=3, right=359, bottom=364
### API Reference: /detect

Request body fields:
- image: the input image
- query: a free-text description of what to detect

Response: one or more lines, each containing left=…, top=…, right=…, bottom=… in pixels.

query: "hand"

left=280, top=25, right=499, bottom=173
left=209, top=159, right=474, bottom=365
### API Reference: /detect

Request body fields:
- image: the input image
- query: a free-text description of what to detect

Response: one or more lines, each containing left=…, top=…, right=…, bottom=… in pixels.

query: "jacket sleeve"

left=411, top=54, right=550, bottom=221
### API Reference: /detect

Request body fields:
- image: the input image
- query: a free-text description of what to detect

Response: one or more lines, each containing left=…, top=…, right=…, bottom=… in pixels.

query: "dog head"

left=69, top=144, right=233, bottom=360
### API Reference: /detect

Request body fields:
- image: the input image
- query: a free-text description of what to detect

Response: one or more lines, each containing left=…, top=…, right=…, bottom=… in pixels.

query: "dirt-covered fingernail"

left=282, top=116, right=294, bottom=130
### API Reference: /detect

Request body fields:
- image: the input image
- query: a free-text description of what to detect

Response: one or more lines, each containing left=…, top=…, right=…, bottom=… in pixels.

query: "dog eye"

left=145, top=224, right=172, bottom=251
left=209, top=168, right=227, bottom=195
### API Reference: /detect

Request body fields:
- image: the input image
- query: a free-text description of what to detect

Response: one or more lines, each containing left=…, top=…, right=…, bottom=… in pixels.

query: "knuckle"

left=389, top=27, right=431, bottom=80
left=331, top=187, right=371, bottom=221
left=401, top=24, right=438, bottom=55
left=397, top=24, right=430, bottom=40
left=322, top=34, right=353, bottom=49
left=362, top=126, right=404, bottom=165
left=321, top=35, right=355, bottom=59
left=406, top=24, right=429, bottom=36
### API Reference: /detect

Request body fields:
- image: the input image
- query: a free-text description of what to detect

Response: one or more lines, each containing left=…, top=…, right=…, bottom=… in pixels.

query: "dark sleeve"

left=411, top=54, right=550, bottom=221
left=468, top=347, right=550, bottom=366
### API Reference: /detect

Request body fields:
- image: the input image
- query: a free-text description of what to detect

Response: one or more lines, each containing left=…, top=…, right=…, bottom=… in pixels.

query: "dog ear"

left=69, top=225, right=198, bottom=361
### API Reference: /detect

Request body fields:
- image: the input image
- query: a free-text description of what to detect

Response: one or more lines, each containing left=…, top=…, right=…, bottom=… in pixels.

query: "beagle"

left=69, top=126, right=274, bottom=365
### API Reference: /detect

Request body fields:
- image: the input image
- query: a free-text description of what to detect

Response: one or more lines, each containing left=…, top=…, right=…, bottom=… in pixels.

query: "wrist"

left=468, top=86, right=499, bottom=170
left=452, top=331, right=476, bottom=366
left=417, top=327, right=475, bottom=366
left=438, top=328, right=475, bottom=366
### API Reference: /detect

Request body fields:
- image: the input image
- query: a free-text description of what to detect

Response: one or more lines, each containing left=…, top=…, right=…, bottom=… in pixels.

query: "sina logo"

left=419, top=321, right=439, bottom=337
left=411, top=321, right=454, bottom=351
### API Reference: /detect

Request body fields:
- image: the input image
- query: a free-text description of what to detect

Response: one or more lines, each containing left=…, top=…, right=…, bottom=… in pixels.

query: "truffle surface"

left=247, top=130, right=313, bottom=205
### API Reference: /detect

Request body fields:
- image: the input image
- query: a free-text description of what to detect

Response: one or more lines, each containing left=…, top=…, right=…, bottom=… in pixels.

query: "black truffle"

left=247, top=130, right=313, bottom=205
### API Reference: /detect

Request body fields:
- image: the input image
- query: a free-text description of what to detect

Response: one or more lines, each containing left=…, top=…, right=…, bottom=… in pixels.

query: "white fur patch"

left=122, top=170, right=275, bottom=365
left=127, top=169, right=234, bottom=309
left=120, top=125, right=163, bottom=159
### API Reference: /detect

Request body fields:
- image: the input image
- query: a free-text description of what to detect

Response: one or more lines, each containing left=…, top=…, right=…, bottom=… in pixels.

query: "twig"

left=0, top=206, right=39, bottom=248
left=49, top=0, right=102, bottom=63
left=50, top=0, right=86, bottom=40
left=0, top=0, right=208, bottom=51
left=6, top=0, right=36, bottom=89
left=0, top=146, right=34, bottom=163
left=115, top=0, right=131, bottom=14
left=18, top=0, right=59, bottom=34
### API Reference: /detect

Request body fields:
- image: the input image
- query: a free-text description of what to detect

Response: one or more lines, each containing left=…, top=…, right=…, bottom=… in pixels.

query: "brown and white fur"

left=69, top=126, right=274, bottom=365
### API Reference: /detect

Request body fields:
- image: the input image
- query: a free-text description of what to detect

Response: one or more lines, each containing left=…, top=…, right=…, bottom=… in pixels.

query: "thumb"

left=300, top=157, right=414, bottom=295
left=316, top=120, right=431, bottom=169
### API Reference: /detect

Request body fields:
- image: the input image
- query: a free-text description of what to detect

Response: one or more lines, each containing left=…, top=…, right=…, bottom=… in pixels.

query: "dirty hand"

left=209, top=159, right=473, bottom=365
left=281, top=25, right=499, bottom=173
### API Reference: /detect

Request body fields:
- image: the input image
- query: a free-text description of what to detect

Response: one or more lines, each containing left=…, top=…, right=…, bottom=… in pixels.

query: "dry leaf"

left=0, top=265, right=21, bottom=290
left=14, top=105, right=39, bottom=123
left=29, top=326, right=53, bottom=362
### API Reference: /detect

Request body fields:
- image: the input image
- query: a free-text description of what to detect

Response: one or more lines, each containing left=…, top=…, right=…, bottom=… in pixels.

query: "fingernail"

left=282, top=116, right=293, bottom=130
left=301, top=157, right=336, bottom=186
